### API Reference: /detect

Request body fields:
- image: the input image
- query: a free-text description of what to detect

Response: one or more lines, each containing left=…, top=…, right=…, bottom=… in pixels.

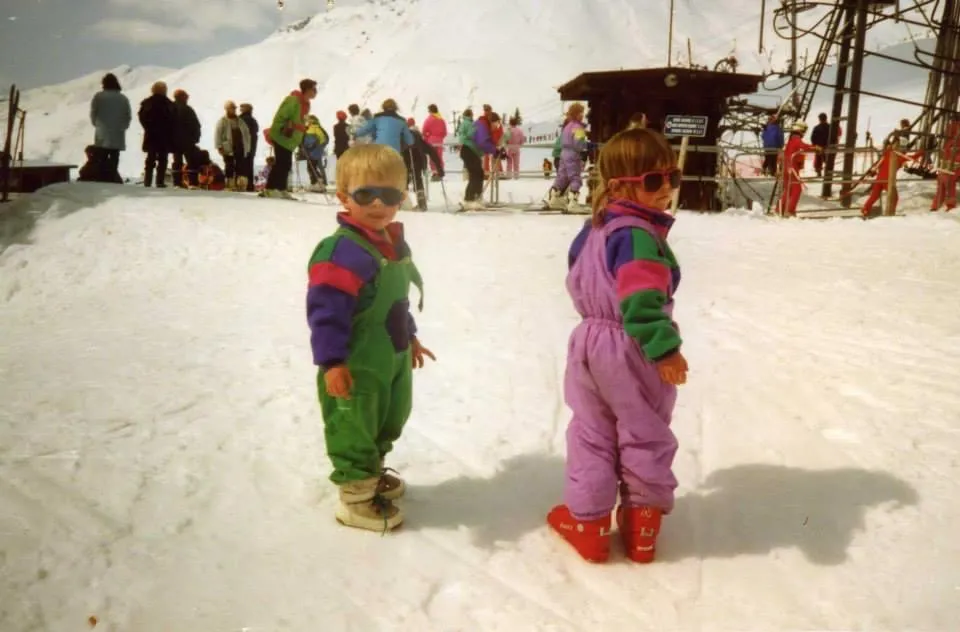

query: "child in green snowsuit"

left=306, top=143, right=435, bottom=532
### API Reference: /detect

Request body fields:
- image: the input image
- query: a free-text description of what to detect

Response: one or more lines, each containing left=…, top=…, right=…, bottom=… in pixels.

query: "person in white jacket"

left=346, top=103, right=372, bottom=146
left=214, top=100, right=252, bottom=188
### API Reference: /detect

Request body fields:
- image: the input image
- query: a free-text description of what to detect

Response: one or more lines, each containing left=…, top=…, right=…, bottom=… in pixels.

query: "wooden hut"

left=557, top=67, right=763, bottom=210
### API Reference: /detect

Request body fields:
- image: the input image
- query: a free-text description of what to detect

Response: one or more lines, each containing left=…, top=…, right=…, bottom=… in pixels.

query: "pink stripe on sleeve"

left=616, top=259, right=671, bottom=299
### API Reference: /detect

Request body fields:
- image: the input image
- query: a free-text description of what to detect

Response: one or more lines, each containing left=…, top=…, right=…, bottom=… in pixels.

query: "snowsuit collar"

left=605, top=199, right=675, bottom=238
left=375, top=110, right=404, bottom=121
left=290, top=90, right=310, bottom=117
left=336, top=212, right=406, bottom=260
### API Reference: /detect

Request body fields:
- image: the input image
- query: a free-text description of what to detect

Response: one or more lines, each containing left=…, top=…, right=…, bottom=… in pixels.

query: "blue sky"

left=0, top=0, right=317, bottom=89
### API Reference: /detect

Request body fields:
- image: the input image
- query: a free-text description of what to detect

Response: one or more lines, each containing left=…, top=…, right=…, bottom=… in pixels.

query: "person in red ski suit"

left=932, top=119, right=960, bottom=212
left=861, top=142, right=923, bottom=217
left=779, top=122, right=816, bottom=216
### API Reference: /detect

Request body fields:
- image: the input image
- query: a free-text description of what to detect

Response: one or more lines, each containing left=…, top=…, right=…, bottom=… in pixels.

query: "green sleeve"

left=618, top=229, right=681, bottom=361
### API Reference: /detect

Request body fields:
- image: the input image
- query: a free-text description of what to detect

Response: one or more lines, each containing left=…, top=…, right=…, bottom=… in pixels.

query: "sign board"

left=663, top=115, right=709, bottom=138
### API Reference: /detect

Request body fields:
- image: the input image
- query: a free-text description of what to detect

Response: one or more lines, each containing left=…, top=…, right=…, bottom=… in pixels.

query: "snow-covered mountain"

left=1, top=0, right=932, bottom=177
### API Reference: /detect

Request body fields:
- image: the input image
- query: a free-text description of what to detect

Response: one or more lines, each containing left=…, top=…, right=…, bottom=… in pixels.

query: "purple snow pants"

left=563, top=215, right=679, bottom=521
left=552, top=150, right=583, bottom=193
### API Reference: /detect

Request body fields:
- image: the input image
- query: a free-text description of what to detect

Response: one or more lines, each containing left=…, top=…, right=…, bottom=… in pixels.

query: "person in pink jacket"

left=421, top=103, right=447, bottom=180
left=505, top=117, right=526, bottom=179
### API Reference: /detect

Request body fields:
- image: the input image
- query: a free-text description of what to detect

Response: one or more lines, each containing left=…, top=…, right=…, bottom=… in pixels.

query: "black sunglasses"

left=349, top=187, right=405, bottom=206
left=614, top=168, right=683, bottom=193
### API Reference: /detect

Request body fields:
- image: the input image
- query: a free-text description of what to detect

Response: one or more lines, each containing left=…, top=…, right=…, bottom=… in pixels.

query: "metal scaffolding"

left=723, top=0, right=958, bottom=209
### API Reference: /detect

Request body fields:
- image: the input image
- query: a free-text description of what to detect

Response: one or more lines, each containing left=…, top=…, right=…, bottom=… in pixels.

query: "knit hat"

left=406, top=117, right=415, bottom=127
left=336, top=110, right=347, bottom=121
left=791, top=121, right=808, bottom=133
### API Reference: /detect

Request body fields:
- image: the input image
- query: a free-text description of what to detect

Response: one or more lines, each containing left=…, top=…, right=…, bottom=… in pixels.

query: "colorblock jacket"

left=306, top=214, right=419, bottom=369
left=568, top=200, right=682, bottom=361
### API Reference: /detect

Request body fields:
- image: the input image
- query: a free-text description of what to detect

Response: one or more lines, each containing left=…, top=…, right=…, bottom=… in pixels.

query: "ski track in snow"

left=0, top=180, right=958, bottom=631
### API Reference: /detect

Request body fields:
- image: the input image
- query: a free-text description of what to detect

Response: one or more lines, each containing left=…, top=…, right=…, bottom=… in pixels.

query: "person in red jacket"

left=861, top=140, right=923, bottom=217
left=932, top=119, right=960, bottom=212
left=779, top=122, right=815, bottom=216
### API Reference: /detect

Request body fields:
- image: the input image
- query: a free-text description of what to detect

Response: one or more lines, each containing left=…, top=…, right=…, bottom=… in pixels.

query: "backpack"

left=315, top=124, right=329, bottom=150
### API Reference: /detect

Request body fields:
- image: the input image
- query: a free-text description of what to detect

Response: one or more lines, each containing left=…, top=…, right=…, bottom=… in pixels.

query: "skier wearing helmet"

left=333, top=110, right=350, bottom=158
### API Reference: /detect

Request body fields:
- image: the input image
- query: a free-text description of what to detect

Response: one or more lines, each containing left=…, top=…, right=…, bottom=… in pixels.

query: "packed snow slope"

left=1, top=182, right=959, bottom=631
left=2, top=0, right=929, bottom=177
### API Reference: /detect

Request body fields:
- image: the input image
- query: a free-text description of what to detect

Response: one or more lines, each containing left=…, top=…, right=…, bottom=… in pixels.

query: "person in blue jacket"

left=761, top=114, right=784, bottom=176
left=354, top=98, right=414, bottom=156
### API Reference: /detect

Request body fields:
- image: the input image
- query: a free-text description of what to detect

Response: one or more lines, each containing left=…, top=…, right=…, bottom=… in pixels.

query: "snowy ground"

left=1, top=178, right=959, bottom=631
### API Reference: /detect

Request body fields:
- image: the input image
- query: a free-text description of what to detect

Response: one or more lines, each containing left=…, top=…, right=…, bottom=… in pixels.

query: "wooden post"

left=884, top=141, right=898, bottom=216
left=671, top=136, right=689, bottom=214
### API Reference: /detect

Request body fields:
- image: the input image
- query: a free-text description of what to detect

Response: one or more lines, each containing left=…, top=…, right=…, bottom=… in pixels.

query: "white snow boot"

left=566, top=191, right=586, bottom=214
left=543, top=187, right=566, bottom=210
left=335, top=477, right=403, bottom=532
left=309, top=183, right=327, bottom=193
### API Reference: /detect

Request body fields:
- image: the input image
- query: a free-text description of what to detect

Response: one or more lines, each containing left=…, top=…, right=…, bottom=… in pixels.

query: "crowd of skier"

left=80, top=71, right=958, bottom=216
left=80, top=73, right=542, bottom=211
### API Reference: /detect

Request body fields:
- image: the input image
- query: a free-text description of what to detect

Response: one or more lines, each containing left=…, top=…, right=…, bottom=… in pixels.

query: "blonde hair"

left=336, top=144, right=407, bottom=194
left=591, top=128, right=676, bottom=226
left=566, top=102, right=585, bottom=121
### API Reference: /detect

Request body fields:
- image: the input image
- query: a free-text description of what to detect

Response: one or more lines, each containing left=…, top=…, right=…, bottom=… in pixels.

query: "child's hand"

left=324, top=365, right=353, bottom=399
left=411, top=337, right=436, bottom=369
left=656, top=351, right=688, bottom=386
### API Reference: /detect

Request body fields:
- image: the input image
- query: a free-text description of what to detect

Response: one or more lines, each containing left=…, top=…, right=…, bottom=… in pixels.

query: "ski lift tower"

left=766, top=0, right=957, bottom=205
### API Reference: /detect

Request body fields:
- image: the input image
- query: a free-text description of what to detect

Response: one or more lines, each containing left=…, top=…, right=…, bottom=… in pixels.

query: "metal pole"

left=791, top=0, right=798, bottom=94
left=668, top=0, right=674, bottom=67
left=840, top=0, right=869, bottom=208
left=822, top=2, right=855, bottom=201
left=759, top=0, right=766, bottom=53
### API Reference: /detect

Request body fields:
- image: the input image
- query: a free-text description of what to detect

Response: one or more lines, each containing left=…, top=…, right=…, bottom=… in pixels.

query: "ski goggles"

left=611, top=168, right=683, bottom=193
left=349, top=186, right=405, bottom=206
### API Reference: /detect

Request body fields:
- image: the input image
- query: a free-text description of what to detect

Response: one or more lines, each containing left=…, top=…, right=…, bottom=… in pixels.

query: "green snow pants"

left=316, top=228, right=423, bottom=484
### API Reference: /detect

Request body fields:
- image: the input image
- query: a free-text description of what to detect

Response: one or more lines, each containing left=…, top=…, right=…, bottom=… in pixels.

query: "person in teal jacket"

left=262, top=78, right=318, bottom=198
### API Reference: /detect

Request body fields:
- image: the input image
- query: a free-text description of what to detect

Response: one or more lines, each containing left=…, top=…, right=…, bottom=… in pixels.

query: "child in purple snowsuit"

left=548, top=127, right=689, bottom=564
left=545, top=102, right=589, bottom=212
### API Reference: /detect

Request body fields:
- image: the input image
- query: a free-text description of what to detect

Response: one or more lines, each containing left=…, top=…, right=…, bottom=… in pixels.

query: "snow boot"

left=542, top=187, right=565, bottom=211
left=616, top=505, right=662, bottom=563
left=547, top=504, right=611, bottom=563
left=225, top=177, right=236, bottom=191
left=377, top=466, right=405, bottom=500
left=309, top=182, right=326, bottom=193
left=143, top=168, right=153, bottom=187
left=565, top=191, right=583, bottom=214
left=336, top=477, right=403, bottom=532
left=460, top=199, right=484, bottom=212
left=416, top=191, right=427, bottom=211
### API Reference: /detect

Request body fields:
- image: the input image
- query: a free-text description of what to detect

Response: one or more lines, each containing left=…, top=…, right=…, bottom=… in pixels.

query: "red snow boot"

left=616, top=505, right=663, bottom=563
left=547, top=504, right=611, bottom=563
